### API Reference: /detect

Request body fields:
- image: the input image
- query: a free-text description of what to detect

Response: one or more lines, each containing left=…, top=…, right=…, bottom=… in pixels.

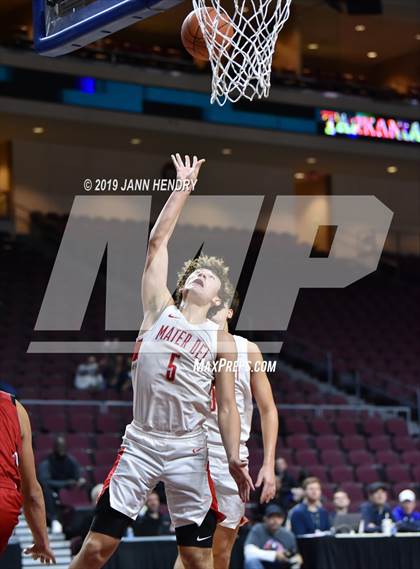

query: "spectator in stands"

left=38, top=435, right=86, bottom=534
left=275, top=457, right=303, bottom=509
left=74, top=355, right=105, bottom=390
left=392, top=489, right=420, bottom=532
left=360, top=482, right=392, bottom=533
left=244, top=505, right=302, bottom=569
left=289, top=477, right=331, bottom=536
left=133, top=491, right=172, bottom=536
left=330, top=489, right=351, bottom=522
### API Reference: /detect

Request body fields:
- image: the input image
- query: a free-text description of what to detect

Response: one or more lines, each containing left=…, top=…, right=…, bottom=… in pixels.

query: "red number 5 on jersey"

left=166, top=353, right=180, bottom=382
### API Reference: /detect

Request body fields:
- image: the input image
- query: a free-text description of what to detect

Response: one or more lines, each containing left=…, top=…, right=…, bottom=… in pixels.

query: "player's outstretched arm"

left=215, top=330, right=254, bottom=502
left=16, top=401, right=56, bottom=565
left=248, top=342, right=278, bottom=504
left=141, top=154, right=205, bottom=325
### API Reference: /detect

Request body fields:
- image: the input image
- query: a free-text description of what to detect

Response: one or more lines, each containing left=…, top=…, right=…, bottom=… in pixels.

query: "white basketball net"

left=192, top=0, right=292, bottom=105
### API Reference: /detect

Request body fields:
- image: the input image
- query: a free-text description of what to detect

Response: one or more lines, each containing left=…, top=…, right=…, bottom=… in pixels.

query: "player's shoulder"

left=216, top=329, right=236, bottom=353
left=246, top=340, right=263, bottom=358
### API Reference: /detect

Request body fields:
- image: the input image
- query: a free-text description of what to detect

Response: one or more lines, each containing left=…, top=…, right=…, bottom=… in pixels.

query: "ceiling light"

left=307, top=43, right=319, bottom=51
left=415, top=34, right=420, bottom=41
left=221, top=148, right=232, bottom=155
left=32, top=126, right=44, bottom=134
left=306, top=157, right=317, bottom=165
left=387, top=166, right=398, bottom=174
left=367, top=51, right=378, bottom=59
left=324, top=91, right=339, bottom=99
left=130, top=137, right=142, bottom=145
left=355, top=24, right=366, bottom=32
left=294, top=172, right=305, bottom=180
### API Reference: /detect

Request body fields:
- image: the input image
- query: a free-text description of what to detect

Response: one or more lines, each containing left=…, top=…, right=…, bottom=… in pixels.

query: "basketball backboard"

left=33, top=0, right=183, bottom=57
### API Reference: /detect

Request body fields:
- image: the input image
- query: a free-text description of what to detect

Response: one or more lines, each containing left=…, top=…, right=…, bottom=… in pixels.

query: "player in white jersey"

left=175, top=296, right=278, bottom=569
left=69, top=155, right=253, bottom=569
left=207, top=297, right=278, bottom=569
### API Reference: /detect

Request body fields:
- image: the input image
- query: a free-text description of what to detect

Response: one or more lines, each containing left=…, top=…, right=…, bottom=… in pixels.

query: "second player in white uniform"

left=207, top=301, right=279, bottom=569
left=207, top=334, right=253, bottom=528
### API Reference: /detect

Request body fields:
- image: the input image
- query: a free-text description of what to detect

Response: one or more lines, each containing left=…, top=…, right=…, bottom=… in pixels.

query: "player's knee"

left=179, top=546, right=210, bottom=569
left=83, top=535, right=112, bottom=566
left=213, top=548, right=231, bottom=569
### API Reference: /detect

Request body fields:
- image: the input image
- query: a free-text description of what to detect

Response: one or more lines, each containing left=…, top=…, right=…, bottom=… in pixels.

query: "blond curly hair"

left=175, top=255, right=234, bottom=317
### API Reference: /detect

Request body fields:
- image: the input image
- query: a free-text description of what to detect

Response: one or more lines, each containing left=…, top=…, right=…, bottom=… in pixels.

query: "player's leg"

left=68, top=488, right=131, bottom=569
left=70, top=429, right=162, bottom=568
left=165, top=435, right=220, bottom=569
left=208, top=449, right=246, bottom=569
left=68, top=531, right=120, bottom=569
left=212, top=524, right=240, bottom=569
left=176, top=509, right=217, bottom=569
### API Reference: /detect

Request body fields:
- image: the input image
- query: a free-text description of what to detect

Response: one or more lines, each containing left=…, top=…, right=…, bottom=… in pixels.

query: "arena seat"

left=355, top=465, right=380, bottom=484
left=330, top=466, right=355, bottom=484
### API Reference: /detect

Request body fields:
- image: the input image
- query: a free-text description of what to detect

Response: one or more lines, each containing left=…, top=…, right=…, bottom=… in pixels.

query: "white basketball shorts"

left=100, top=422, right=223, bottom=528
left=208, top=444, right=249, bottom=529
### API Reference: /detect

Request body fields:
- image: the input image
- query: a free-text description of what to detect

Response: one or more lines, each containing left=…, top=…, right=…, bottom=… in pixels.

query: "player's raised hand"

left=24, top=542, right=56, bottom=564
left=171, top=153, right=205, bottom=184
left=229, top=458, right=255, bottom=503
left=255, top=464, right=276, bottom=503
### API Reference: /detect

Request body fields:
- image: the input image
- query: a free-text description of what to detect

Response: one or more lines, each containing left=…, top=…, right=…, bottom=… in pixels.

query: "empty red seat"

left=320, top=450, right=345, bottom=467
left=315, top=436, right=340, bottom=451
left=33, top=433, right=55, bottom=451
left=285, top=418, right=309, bottom=435
left=66, top=434, right=92, bottom=449
left=68, top=413, right=95, bottom=433
left=286, top=435, right=312, bottom=450
left=393, top=437, right=417, bottom=453
left=96, top=413, right=121, bottom=434
left=331, top=466, right=355, bottom=484
left=386, top=464, right=412, bottom=483
left=363, top=418, right=385, bottom=436
left=367, top=435, right=390, bottom=452
left=401, top=451, right=420, bottom=467
left=95, top=434, right=121, bottom=451
left=386, top=418, right=408, bottom=437
left=375, top=450, right=399, bottom=466
left=335, top=419, right=359, bottom=436
left=295, top=449, right=319, bottom=467
left=342, top=436, right=366, bottom=451
left=348, top=450, right=371, bottom=466
left=311, top=418, right=335, bottom=435
left=42, top=413, right=67, bottom=433
left=355, top=465, right=379, bottom=484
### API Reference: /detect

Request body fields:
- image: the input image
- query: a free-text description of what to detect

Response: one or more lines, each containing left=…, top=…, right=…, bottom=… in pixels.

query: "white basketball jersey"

left=131, top=305, right=219, bottom=435
left=206, top=334, right=253, bottom=447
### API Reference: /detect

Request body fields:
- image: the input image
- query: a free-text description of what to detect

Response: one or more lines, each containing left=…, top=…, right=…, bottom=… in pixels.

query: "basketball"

left=181, top=8, right=234, bottom=61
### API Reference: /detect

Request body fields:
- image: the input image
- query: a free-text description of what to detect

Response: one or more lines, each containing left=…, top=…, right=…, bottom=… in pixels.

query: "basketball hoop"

left=192, top=0, right=292, bottom=105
